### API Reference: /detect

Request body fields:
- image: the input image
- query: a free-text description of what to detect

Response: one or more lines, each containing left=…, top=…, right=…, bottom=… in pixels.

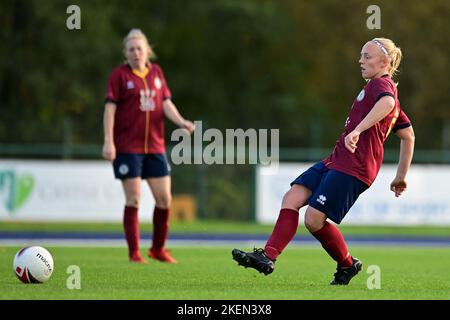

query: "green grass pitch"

left=1, top=245, right=449, bottom=300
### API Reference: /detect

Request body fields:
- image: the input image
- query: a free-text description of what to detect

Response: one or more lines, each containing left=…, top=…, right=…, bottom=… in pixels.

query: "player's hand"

left=390, top=177, right=407, bottom=197
left=102, top=142, right=116, bottom=161
left=344, top=130, right=360, bottom=153
left=181, top=120, right=196, bottom=135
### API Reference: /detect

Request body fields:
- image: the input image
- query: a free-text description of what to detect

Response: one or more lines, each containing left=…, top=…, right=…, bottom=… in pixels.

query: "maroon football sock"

left=311, top=221, right=353, bottom=267
left=123, top=206, right=140, bottom=258
left=264, top=208, right=299, bottom=261
left=152, top=207, right=170, bottom=251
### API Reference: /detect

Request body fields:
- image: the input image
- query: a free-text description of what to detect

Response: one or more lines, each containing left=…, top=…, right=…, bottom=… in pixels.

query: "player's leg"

left=306, top=206, right=362, bottom=285
left=305, top=206, right=353, bottom=266
left=122, top=177, right=142, bottom=208
left=146, top=176, right=177, bottom=263
left=232, top=184, right=312, bottom=275
left=264, top=184, right=312, bottom=260
left=113, top=154, right=147, bottom=264
left=233, top=162, right=325, bottom=275
left=144, top=154, right=177, bottom=263
left=147, top=175, right=172, bottom=209
left=121, top=177, right=147, bottom=263
left=147, top=175, right=172, bottom=251
left=306, top=170, right=368, bottom=284
left=232, top=185, right=311, bottom=275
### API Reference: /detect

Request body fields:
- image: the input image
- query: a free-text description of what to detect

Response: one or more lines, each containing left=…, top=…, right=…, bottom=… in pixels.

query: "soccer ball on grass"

left=13, top=246, right=54, bottom=284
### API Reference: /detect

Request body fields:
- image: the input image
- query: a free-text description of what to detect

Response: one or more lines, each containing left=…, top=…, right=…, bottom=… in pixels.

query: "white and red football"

left=13, top=246, right=54, bottom=284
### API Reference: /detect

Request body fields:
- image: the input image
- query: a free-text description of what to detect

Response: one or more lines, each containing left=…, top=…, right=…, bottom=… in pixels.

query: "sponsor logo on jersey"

left=139, top=89, right=156, bottom=111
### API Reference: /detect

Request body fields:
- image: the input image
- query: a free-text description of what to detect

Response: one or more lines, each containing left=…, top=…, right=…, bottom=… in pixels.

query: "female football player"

left=103, top=29, right=195, bottom=264
left=233, top=38, right=415, bottom=285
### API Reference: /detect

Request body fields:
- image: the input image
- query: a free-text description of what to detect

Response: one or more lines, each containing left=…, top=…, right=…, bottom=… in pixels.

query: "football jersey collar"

left=127, top=63, right=151, bottom=79
left=131, top=67, right=149, bottom=79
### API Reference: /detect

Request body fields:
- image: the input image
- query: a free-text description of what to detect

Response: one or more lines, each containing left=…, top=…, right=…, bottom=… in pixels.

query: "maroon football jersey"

left=323, top=75, right=411, bottom=186
left=105, top=63, right=172, bottom=154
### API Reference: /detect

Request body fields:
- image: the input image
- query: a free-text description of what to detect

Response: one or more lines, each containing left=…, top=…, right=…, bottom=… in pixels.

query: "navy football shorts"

left=113, top=153, right=171, bottom=180
left=290, top=161, right=369, bottom=224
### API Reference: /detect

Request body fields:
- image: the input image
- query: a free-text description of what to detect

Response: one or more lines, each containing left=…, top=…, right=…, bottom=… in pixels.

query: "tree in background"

left=1, top=0, right=449, bottom=219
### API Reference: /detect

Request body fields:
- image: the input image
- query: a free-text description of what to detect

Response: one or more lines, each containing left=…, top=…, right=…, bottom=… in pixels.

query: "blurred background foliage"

left=1, top=0, right=449, bottom=219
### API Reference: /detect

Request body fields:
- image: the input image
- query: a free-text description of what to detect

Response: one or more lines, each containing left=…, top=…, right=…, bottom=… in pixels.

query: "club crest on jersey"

left=154, top=77, right=162, bottom=90
left=357, top=89, right=365, bottom=101
left=126, top=81, right=135, bottom=89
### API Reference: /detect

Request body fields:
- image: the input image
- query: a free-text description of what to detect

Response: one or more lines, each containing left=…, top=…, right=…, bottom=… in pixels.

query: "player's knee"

left=125, top=192, right=141, bottom=208
left=304, top=211, right=324, bottom=233
left=281, top=185, right=311, bottom=211
left=304, top=216, right=316, bottom=232
left=281, top=189, right=301, bottom=210
left=155, top=194, right=172, bottom=209
left=126, top=198, right=140, bottom=208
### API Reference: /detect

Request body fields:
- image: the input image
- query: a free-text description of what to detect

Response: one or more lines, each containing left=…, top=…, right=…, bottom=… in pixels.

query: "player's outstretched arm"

left=390, top=126, right=415, bottom=197
left=163, top=99, right=195, bottom=134
left=345, top=96, right=395, bottom=153
left=102, top=102, right=117, bottom=161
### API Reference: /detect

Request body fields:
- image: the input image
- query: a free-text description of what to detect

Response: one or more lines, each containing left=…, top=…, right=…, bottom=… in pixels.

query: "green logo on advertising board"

left=0, top=170, right=35, bottom=214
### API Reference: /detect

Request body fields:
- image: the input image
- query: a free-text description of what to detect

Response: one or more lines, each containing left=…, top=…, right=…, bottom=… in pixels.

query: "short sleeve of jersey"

left=393, top=109, right=412, bottom=132
left=370, top=77, right=396, bottom=103
left=105, top=69, right=122, bottom=104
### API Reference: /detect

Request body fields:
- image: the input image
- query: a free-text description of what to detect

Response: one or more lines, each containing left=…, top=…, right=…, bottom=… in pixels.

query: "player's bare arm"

left=344, top=95, right=395, bottom=153
left=102, top=102, right=117, bottom=161
left=390, top=126, right=415, bottom=197
left=163, top=99, right=195, bottom=134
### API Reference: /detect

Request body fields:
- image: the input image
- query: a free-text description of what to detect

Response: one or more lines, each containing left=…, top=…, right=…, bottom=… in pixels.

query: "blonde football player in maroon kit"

left=233, top=38, right=415, bottom=285
left=102, top=29, right=195, bottom=264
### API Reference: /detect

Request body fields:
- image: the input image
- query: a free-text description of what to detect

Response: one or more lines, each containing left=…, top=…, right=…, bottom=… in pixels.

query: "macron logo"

left=316, top=195, right=327, bottom=205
